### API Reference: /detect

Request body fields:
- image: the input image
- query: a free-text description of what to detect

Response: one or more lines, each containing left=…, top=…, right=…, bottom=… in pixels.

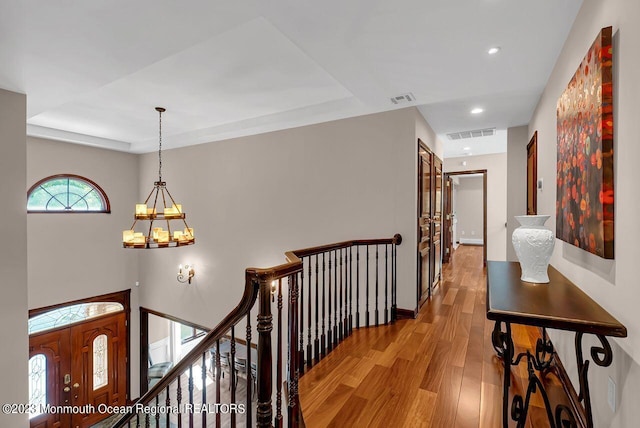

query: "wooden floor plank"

left=298, top=245, right=569, bottom=428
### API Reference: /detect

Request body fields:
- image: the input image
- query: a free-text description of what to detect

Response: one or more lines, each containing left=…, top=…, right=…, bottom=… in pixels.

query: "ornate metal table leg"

left=576, top=332, right=613, bottom=428
left=491, top=321, right=514, bottom=428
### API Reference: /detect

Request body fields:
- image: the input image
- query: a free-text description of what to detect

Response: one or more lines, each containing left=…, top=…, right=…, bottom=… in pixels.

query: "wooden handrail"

left=286, top=234, right=402, bottom=259
left=112, top=270, right=263, bottom=428
left=111, top=234, right=400, bottom=428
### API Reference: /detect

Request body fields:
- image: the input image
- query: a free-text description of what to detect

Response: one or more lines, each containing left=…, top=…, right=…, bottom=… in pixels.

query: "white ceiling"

left=0, top=0, right=582, bottom=154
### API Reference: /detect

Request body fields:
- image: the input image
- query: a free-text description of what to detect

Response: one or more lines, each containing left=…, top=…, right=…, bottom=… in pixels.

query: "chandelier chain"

left=158, top=109, right=163, bottom=182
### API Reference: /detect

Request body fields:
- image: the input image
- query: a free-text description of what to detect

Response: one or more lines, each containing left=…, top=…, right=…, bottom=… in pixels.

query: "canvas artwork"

left=556, top=26, right=614, bottom=259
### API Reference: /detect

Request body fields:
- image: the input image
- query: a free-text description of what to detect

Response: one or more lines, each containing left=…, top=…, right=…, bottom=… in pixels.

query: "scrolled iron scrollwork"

left=555, top=404, right=578, bottom=428
left=575, top=332, right=613, bottom=427
left=491, top=321, right=514, bottom=361
left=534, top=327, right=555, bottom=370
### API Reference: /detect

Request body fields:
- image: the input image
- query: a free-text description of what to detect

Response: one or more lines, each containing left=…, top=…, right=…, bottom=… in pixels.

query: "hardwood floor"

left=298, top=245, right=569, bottom=428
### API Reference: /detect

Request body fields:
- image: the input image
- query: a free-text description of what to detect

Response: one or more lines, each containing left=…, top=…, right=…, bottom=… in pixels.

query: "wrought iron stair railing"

left=111, top=234, right=401, bottom=428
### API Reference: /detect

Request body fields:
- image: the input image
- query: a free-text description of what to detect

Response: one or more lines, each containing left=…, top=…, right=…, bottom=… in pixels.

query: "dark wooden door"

left=442, top=175, right=454, bottom=264
left=70, top=312, right=127, bottom=427
left=418, top=143, right=432, bottom=306
left=431, top=156, right=443, bottom=289
left=29, top=329, right=72, bottom=428
left=527, top=131, right=538, bottom=215
left=29, top=312, right=127, bottom=428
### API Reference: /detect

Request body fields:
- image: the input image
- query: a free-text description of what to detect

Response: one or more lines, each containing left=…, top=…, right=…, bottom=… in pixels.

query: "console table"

left=486, top=261, right=626, bottom=428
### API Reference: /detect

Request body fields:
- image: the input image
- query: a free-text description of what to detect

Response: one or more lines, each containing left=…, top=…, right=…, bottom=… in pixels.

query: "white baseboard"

left=460, top=238, right=484, bottom=245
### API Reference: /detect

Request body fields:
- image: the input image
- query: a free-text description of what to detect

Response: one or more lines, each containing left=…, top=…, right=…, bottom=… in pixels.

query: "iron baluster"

left=299, top=264, right=305, bottom=373
left=385, top=244, right=389, bottom=324
left=366, top=245, right=370, bottom=327
left=375, top=245, right=379, bottom=326
left=230, top=326, right=236, bottom=427
left=356, top=246, right=360, bottom=328
left=246, top=310, right=253, bottom=428
left=275, top=279, right=283, bottom=427
left=307, top=257, right=312, bottom=368
left=314, top=254, right=320, bottom=364
left=339, top=248, right=344, bottom=342
left=328, top=253, right=333, bottom=351
left=201, top=353, right=207, bottom=428
left=155, top=395, right=160, bottom=428
left=176, top=375, right=182, bottom=428
left=321, top=253, right=326, bottom=357
left=333, top=250, right=339, bottom=348
left=215, top=339, right=221, bottom=428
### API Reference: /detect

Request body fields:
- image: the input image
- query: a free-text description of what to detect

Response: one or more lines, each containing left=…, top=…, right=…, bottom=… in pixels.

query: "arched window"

left=28, top=302, right=124, bottom=335
left=27, top=174, right=110, bottom=213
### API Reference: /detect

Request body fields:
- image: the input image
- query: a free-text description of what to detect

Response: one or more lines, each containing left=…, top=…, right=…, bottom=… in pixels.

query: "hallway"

left=298, top=245, right=566, bottom=427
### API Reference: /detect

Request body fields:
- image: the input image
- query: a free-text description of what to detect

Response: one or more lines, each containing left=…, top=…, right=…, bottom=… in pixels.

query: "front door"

left=29, top=312, right=127, bottom=428
left=418, top=143, right=432, bottom=306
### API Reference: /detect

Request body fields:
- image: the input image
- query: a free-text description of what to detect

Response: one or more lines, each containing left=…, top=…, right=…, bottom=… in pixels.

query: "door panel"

left=431, top=156, right=443, bottom=289
left=418, top=145, right=432, bottom=306
left=29, top=329, right=72, bottom=428
left=29, top=312, right=127, bottom=428
left=527, top=131, right=538, bottom=215
left=71, top=313, right=127, bottom=428
left=443, top=176, right=454, bottom=264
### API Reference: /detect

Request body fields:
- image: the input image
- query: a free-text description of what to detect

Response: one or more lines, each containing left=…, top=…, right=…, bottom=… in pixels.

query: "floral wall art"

left=556, top=26, right=614, bottom=259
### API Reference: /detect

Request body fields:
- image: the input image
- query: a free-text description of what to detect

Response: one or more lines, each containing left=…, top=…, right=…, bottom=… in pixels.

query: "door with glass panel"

left=29, top=305, right=127, bottom=428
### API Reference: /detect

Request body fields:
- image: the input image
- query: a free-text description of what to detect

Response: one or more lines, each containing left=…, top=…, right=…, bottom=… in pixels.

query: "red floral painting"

left=556, top=26, right=614, bottom=259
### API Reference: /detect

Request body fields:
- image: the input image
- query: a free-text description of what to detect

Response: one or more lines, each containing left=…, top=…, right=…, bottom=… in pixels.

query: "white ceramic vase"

left=512, top=215, right=555, bottom=283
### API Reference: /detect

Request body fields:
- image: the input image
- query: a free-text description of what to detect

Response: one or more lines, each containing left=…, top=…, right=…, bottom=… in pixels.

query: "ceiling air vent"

left=390, top=93, right=415, bottom=105
left=446, top=128, right=495, bottom=140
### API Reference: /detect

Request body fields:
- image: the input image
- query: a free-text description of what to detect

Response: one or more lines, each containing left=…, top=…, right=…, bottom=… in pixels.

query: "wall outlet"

left=608, top=376, right=616, bottom=412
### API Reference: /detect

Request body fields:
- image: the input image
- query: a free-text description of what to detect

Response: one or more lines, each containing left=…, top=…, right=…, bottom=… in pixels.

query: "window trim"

left=27, top=173, right=111, bottom=213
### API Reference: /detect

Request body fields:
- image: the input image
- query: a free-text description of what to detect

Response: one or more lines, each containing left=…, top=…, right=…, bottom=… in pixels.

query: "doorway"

left=28, top=291, right=130, bottom=428
left=444, top=170, right=487, bottom=265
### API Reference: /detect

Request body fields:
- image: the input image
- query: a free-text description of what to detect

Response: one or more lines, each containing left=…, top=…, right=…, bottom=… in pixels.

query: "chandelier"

left=122, top=107, right=195, bottom=248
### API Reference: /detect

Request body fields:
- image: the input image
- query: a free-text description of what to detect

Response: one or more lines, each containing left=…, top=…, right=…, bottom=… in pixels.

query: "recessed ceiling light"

left=463, top=147, right=471, bottom=151
left=488, top=47, right=501, bottom=55
left=471, top=108, right=484, bottom=114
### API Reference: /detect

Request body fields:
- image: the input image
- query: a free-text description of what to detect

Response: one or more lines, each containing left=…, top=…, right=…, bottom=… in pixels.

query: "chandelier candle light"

left=122, top=107, right=195, bottom=248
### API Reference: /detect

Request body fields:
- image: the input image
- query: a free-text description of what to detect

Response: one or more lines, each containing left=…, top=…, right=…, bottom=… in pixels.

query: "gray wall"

left=454, top=176, right=484, bottom=244
left=528, top=0, right=640, bottom=425
left=506, top=125, right=529, bottom=261
left=444, top=153, right=507, bottom=261
left=0, top=88, right=28, bottom=426
left=137, top=107, right=441, bottom=326
left=26, top=137, right=142, bottom=397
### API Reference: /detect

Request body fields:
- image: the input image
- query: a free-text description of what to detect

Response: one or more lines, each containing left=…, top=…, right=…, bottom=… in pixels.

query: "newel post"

left=288, top=273, right=301, bottom=427
left=257, top=277, right=273, bottom=427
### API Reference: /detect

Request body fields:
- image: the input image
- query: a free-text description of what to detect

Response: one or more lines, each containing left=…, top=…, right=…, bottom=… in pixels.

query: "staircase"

left=111, top=234, right=402, bottom=428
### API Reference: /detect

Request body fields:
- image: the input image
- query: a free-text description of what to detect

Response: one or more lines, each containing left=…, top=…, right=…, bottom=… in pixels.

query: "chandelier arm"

left=163, top=187, right=182, bottom=214
left=143, top=186, right=156, bottom=205
left=147, top=218, right=155, bottom=248
left=161, top=187, right=172, bottom=236
left=151, top=185, right=161, bottom=214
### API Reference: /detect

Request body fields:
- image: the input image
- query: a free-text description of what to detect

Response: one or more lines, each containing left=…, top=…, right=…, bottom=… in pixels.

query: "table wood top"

left=486, top=261, right=627, bottom=337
